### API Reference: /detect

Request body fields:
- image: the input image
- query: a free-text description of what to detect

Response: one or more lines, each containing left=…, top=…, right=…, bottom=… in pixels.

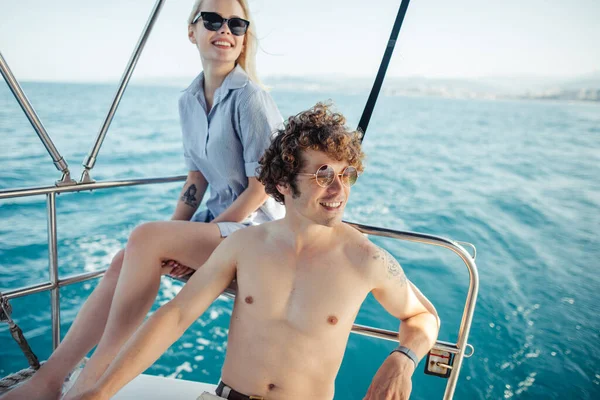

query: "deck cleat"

left=424, top=349, right=454, bottom=378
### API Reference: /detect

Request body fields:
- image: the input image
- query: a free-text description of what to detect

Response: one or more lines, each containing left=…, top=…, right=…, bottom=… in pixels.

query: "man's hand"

left=161, top=259, right=195, bottom=278
left=363, top=352, right=415, bottom=400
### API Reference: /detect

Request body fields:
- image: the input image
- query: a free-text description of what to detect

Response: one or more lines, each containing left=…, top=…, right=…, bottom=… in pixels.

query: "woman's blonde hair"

left=188, top=0, right=261, bottom=85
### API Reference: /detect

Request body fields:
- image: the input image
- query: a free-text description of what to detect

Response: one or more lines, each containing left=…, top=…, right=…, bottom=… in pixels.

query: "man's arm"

left=171, top=170, right=208, bottom=221
left=83, top=235, right=240, bottom=399
left=365, top=246, right=440, bottom=399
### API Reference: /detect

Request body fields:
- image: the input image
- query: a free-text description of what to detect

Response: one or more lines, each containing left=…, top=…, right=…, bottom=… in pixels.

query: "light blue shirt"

left=178, top=65, right=285, bottom=224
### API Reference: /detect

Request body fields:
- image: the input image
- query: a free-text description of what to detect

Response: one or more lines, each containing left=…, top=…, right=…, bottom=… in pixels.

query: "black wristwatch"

left=390, top=345, right=418, bottom=368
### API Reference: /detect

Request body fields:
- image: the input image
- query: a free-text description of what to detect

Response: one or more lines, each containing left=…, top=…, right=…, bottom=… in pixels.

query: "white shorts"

left=191, top=209, right=250, bottom=238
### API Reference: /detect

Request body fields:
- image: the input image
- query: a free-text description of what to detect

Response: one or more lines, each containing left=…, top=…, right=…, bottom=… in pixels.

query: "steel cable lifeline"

left=357, top=0, right=411, bottom=141
left=0, top=51, right=76, bottom=186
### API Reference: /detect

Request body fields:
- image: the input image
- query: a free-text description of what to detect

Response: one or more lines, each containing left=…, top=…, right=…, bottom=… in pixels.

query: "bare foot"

left=0, top=374, right=63, bottom=400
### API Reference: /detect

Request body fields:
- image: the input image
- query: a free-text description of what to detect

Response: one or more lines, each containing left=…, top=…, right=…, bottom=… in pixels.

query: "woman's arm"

left=211, top=88, right=282, bottom=224
left=165, top=171, right=209, bottom=276
left=211, top=177, right=269, bottom=223
left=171, top=170, right=208, bottom=221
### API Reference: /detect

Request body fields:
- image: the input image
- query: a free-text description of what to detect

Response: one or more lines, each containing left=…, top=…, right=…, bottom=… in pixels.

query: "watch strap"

left=390, top=345, right=418, bottom=367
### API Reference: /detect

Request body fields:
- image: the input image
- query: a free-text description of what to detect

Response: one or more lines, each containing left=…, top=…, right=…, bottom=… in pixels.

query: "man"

left=69, top=103, right=440, bottom=400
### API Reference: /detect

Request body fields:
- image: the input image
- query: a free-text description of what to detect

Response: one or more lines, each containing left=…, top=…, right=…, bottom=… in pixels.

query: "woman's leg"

left=1, top=250, right=126, bottom=400
left=64, top=221, right=223, bottom=398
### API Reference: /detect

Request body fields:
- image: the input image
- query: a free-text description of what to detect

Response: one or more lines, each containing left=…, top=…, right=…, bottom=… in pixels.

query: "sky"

left=0, top=0, right=599, bottom=82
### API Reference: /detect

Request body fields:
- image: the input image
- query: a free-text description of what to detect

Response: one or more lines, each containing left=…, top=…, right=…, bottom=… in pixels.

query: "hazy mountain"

left=262, top=72, right=600, bottom=102
left=132, top=72, right=600, bottom=102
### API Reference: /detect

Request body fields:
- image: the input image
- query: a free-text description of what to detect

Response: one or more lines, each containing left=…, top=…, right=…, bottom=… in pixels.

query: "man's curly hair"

left=257, top=102, right=365, bottom=204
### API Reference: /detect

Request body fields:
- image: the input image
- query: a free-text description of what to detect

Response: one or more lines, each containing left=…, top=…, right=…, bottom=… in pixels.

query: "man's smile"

left=319, top=200, right=343, bottom=210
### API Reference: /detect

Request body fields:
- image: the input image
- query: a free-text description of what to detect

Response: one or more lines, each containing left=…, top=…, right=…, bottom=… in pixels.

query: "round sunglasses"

left=192, top=11, right=250, bottom=36
left=298, top=164, right=359, bottom=188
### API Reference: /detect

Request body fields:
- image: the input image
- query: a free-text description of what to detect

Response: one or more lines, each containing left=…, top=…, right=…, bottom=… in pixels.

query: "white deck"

left=57, top=372, right=217, bottom=399
left=112, top=374, right=217, bottom=399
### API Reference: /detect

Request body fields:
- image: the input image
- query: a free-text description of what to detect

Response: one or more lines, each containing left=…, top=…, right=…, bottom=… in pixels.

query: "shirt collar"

left=220, top=64, right=249, bottom=91
left=184, top=64, right=248, bottom=92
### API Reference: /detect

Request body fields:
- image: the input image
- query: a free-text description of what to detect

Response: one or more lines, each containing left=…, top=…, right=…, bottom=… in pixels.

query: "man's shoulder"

left=340, top=224, right=379, bottom=264
left=226, top=221, right=277, bottom=245
left=220, top=222, right=282, bottom=265
left=340, top=224, right=400, bottom=274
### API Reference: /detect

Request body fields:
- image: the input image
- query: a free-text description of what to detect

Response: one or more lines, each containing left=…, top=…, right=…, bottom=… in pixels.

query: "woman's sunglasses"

left=192, top=11, right=250, bottom=36
left=298, top=165, right=359, bottom=188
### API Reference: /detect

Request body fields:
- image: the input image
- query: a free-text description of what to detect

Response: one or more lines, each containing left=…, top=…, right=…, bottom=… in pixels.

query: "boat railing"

left=1, top=0, right=477, bottom=398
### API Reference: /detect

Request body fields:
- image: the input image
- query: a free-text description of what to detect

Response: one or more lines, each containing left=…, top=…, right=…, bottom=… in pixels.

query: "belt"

left=216, top=381, right=264, bottom=400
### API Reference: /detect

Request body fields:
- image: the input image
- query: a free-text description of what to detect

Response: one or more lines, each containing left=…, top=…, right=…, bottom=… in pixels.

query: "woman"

left=2, top=1, right=283, bottom=399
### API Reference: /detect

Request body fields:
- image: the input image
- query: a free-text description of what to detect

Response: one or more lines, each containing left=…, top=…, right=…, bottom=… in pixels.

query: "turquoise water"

left=0, top=81, right=599, bottom=399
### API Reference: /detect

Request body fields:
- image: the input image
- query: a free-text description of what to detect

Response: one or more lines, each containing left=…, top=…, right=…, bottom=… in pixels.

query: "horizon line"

left=7, top=69, right=599, bottom=86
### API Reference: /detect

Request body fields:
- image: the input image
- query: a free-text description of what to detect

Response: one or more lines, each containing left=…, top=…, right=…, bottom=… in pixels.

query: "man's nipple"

left=327, top=315, right=338, bottom=325
left=244, top=296, right=254, bottom=304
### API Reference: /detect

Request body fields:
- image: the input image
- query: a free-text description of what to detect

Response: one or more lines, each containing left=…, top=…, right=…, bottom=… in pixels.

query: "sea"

left=0, top=81, right=598, bottom=399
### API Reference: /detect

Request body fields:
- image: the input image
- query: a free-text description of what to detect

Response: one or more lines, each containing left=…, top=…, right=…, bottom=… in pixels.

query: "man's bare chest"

left=235, top=254, right=370, bottom=333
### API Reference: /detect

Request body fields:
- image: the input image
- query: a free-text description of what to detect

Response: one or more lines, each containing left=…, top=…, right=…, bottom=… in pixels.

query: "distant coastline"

left=262, top=73, right=600, bottom=103
left=15, top=72, right=600, bottom=103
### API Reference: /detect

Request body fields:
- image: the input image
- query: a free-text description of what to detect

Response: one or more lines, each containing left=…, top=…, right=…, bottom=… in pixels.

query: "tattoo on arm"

left=374, top=248, right=407, bottom=287
left=181, top=184, right=199, bottom=208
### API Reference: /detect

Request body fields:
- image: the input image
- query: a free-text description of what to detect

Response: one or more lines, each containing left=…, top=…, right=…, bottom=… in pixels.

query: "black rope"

left=1, top=292, right=40, bottom=370
left=357, top=0, right=411, bottom=141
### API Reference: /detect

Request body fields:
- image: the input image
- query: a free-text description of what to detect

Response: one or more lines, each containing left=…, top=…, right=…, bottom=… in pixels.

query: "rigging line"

left=357, top=0, right=411, bottom=141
